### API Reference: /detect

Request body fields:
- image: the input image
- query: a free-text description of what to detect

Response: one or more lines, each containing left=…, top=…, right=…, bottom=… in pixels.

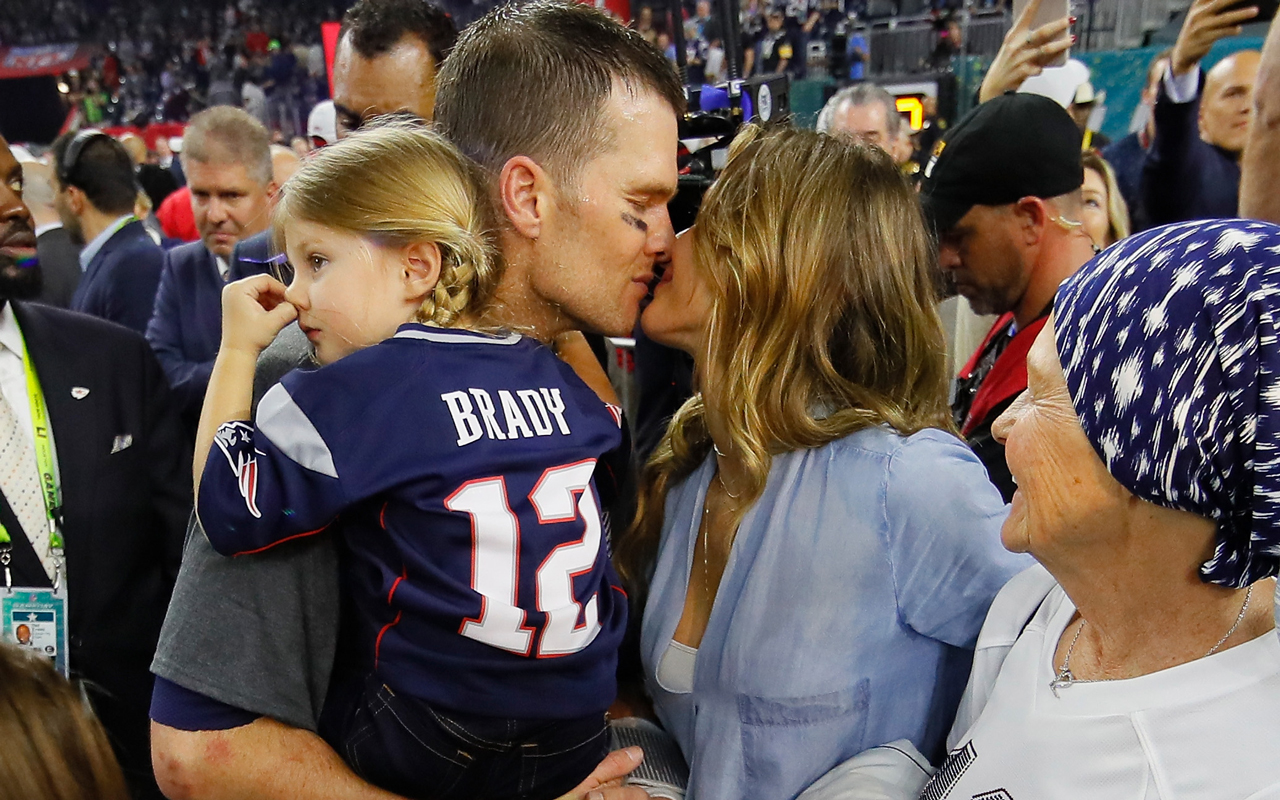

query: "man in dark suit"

left=51, top=130, right=165, bottom=333
left=18, top=160, right=82, bottom=308
left=146, top=108, right=277, bottom=434
left=0, top=135, right=191, bottom=799
left=1142, top=0, right=1262, bottom=225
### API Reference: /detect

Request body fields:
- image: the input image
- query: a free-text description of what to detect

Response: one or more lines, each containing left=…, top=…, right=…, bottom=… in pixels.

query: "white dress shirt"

left=0, top=303, right=34, bottom=450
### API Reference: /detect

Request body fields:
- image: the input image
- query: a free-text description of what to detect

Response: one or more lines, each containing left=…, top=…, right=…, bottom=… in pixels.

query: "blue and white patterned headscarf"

left=1055, top=219, right=1280, bottom=589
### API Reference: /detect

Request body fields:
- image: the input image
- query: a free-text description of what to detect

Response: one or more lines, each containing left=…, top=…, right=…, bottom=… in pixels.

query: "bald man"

left=1142, top=0, right=1262, bottom=224
left=19, top=160, right=82, bottom=307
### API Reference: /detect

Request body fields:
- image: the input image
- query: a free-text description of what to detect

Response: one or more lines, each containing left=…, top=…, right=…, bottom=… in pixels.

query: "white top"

left=656, top=640, right=697, bottom=694
left=927, top=572, right=1280, bottom=800
left=0, top=304, right=33, bottom=448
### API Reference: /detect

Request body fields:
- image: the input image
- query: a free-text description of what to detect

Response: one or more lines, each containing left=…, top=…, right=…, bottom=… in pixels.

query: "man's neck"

left=486, top=236, right=573, bottom=344
left=79, top=205, right=129, bottom=246
left=1013, top=233, right=1096, bottom=329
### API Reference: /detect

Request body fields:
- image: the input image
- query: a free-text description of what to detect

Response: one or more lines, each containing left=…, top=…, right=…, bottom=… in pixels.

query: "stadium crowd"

left=2, top=0, right=1280, bottom=798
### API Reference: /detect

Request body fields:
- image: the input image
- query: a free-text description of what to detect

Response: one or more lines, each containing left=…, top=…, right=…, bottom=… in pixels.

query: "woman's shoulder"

left=820, top=426, right=993, bottom=493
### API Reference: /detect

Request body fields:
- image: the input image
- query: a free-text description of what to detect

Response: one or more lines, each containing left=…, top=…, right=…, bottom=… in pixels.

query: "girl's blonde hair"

left=0, top=644, right=129, bottom=800
left=616, top=125, right=952, bottom=594
left=273, top=119, right=500, bottom=327
left=1081, top=151, right=1131, bottom=246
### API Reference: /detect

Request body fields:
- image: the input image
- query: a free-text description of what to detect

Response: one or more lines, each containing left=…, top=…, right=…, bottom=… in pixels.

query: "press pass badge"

left=3, top=587, right=70, bottom=677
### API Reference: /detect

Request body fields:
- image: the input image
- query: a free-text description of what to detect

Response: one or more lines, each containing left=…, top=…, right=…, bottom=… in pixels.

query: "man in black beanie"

left=921, top=92, right=1099, bottom=502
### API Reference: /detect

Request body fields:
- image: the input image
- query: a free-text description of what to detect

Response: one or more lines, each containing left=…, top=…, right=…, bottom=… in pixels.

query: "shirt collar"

left=0, top=302, right=25, bottom=360
left=78, top=215, right=135, bottom=272
left=34, top=221, right=62, bottom=238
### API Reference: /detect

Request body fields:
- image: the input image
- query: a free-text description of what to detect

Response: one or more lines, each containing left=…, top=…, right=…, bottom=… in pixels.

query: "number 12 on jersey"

left=445, top=459, right=603, bottom=658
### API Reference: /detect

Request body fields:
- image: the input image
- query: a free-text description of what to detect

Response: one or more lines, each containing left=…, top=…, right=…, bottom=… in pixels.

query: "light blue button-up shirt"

left=78, top=214, right=134, bottom=272
left=641, top=425, right=1031, bottom=800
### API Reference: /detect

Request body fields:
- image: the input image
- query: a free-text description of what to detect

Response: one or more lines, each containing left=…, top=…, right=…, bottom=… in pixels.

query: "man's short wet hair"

left=434, top=0, right=685, bottom=186
left=340, top=0, right=458, bottom=70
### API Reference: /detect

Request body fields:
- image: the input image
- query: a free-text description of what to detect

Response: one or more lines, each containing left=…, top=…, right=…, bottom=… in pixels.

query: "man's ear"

left=64, top=185, right=87, bottom=216
left=402, top=240, right=442, bottom=302
left=1012, top=196, right=1050, bottom=246
left=265, top=180, right=281, bottom=203
left=499, top=155, right=550, bottom=240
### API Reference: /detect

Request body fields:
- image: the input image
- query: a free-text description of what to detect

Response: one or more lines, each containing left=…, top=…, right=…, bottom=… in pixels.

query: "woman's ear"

left=402, top=240, right=443, bottom=302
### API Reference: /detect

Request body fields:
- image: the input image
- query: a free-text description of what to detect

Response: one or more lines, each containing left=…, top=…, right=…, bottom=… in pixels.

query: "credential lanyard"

left=0, top=341, right=64, bottom=593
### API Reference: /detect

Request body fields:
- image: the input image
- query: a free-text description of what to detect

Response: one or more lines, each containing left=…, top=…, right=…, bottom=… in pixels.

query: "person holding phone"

left=1141, top=0, right=1263, bottom=225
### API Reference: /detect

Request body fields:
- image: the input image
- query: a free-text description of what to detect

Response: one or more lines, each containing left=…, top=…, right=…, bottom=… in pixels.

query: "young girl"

left=193, top=122, right=628, bottom=800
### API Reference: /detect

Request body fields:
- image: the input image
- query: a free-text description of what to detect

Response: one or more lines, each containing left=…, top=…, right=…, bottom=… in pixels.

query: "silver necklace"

left=1051, top=584, right=1254, bottom=697
left=711, top=442, right=740, bottom=499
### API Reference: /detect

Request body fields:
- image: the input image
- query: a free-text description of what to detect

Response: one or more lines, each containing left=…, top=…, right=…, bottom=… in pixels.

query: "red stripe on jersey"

left=231, top=521, right=332, bottom=556
left=387, top=567, right=407, bottom=604
left=374, top=611, right=403, bottom=668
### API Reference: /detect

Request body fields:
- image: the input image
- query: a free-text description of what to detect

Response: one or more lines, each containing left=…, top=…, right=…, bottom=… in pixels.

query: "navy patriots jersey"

left=199, top=325, right=627, bottom=719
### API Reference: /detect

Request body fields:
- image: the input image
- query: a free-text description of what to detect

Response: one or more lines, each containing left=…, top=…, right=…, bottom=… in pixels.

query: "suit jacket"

left=229, top=228, right=280, bottom=281
left=34, top=226, right=82, bottom=309
left=1142, top=72, right=1241, bottom=225
left=69, top=219, right=166, bottom=335
left=0, top=302, right=191, bottom=798
left=146, top=241, right=225, bottom=434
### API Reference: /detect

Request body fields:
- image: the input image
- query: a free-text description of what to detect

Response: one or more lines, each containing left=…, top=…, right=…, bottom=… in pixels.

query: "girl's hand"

left=221, top=275, right=298, bottom=356
left=979, top=0, right=1074, bottom=104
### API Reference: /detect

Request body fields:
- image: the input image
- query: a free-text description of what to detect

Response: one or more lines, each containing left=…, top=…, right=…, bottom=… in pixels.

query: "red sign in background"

left=0, top=44, right=93, bottom=80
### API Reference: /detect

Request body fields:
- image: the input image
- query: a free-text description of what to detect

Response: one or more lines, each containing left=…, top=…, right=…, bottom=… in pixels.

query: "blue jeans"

left=325, top=675, right=609, bottom=800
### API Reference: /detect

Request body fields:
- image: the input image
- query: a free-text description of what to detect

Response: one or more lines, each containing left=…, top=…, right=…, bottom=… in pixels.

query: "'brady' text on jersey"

left=443, top=387, right=572, bottom=446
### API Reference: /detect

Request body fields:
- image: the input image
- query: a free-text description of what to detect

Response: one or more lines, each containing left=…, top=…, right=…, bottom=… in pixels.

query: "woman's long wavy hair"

left=616, top=125, right=952, bottom=595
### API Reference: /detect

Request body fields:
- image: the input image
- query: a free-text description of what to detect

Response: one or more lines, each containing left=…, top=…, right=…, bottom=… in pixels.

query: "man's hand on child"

left=221, top=275, right=299, bottom=355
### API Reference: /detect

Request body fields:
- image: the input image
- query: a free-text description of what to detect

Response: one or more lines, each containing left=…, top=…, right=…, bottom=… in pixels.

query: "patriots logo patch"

left=214, top=422, right=262, bottom=519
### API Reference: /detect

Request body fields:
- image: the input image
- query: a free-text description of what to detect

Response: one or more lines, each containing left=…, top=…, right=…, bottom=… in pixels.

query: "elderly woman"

left=807, top=219, right=1280, bottom=799
left=616, top=126, right=1030, bottom=800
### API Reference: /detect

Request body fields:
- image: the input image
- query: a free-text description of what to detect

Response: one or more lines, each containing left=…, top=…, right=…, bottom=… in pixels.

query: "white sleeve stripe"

left=256, top=383, right=339, bottom=478
left=393, top=329, right=522, bottom=346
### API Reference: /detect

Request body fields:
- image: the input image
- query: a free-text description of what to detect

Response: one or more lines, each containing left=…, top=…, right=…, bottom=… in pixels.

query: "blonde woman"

left=617, top=126, right=1030, bottom=800
left=0, top=643, right=130, bottom=800
left=1080, top=152, right=1130, bottom=248
left=194, top=121, right=629, bottom=800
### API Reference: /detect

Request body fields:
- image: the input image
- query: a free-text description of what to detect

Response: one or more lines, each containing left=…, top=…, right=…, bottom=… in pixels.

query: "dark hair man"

left=52, top=130, right=165, bottom=334
left=816, top=82, right=910, bottom=164
left=921, top=93, right=1097, bottom=502
left=332, top=0, right=458, bottom=136
left=149, top=3, right=677, bottom=798
left=0, top=133, right=190, bottom=800
left=1143, top=0, right=1262, bottom=225
left=145, top=107, right=276, bottom=435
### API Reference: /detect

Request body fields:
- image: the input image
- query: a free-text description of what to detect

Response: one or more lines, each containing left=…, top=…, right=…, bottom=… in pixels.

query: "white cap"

left=169, top=136, right=184, bottom=153
left=308, top=100, right=337, bottom=147
left=1018, top=58, right=1090, bottom=109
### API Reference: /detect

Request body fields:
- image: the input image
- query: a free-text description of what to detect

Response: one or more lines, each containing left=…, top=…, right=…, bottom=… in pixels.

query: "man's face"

left=831, top=101, right=896, bottom=159
left=186, top=158, right=274, bottom=259
left=767, top=13, right=784, bottom=30
left=936, top=204, right=1029, bottom=317
left=332, top=33, right=437, bottom=138
left=1200, top=51, right=1261, bottom=155
left=531, top=85, right=679, bottom=337
left=0, top=139, right=41, bottom=301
